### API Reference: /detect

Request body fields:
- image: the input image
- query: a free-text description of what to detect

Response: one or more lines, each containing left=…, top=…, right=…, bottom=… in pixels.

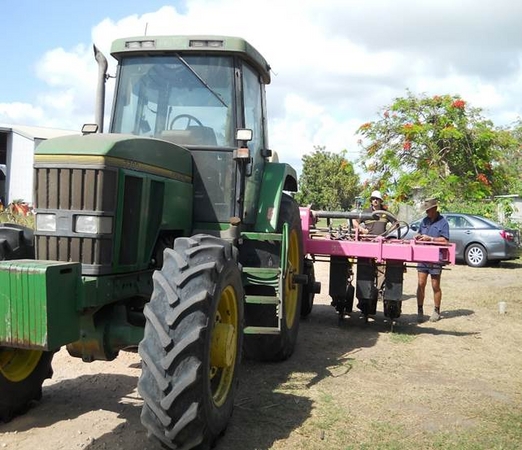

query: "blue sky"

left=1, top=1, right=182, bottom=103
left=1, top=0, right=522, bottom=177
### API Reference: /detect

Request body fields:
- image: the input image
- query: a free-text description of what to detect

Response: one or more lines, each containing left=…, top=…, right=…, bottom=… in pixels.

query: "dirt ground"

left=1, top=259, right=521, bottom=450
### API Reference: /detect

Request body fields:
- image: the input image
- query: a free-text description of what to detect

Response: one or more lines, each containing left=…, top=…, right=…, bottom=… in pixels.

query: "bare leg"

left=429, top=274, right=442, bottom=322
left=416, top=271, right=428, bottom=323
left=417, top=272, right=428, bottom=307
left=431, top=274, right=442, bottom=309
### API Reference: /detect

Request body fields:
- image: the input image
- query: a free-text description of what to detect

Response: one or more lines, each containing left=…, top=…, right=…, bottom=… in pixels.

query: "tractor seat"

left=160, top=126, right=217, bottom=146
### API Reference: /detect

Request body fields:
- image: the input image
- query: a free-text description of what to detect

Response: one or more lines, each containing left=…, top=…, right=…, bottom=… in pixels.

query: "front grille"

left=35, top=235, right=113, bottom=266
left=34, top=166, right=117, bottom=274
left=35, top=166, right=117, bottom=211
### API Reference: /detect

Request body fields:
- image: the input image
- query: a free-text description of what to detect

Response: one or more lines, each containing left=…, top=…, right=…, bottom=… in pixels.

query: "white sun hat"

left=370, top=190, right=383, bottom=200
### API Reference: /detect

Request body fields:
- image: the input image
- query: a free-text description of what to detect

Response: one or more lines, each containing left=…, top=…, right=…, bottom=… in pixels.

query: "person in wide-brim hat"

left=423, top=198, right=438, bottom=211
left=414, top=198, right=449, bottom=323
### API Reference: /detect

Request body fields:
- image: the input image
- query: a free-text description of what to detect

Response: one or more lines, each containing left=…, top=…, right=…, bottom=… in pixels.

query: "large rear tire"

left=0, top=224, right=54, bottom=423
left=138, top=234, right=244, bottom=450
left=243, top=194, right=304, bottom=361
left=0, top=223, right=34, bottom=259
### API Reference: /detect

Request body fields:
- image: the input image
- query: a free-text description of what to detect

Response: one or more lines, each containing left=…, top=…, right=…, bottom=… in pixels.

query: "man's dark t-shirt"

left=361, top=207, right=389, bottom=235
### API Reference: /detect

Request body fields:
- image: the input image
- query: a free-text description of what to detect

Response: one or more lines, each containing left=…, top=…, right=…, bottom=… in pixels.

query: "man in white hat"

left=353, top=190, right=392, bottom=314
left=354, top=190, right=389, bottom=236
left=414, top=198, right=450, bottom=322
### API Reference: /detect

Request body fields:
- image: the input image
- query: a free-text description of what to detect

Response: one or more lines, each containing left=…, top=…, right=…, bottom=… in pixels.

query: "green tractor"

left=0, top=36, right=308, bottom=449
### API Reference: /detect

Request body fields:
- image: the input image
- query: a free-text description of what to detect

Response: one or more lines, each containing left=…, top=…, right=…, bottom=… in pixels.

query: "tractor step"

left=241, top=232, right=282, bottom=242
left=242, top=267, right=280, bottom=277
left=242, top=266, right=280, bottom=288
left=245, top=295, right=280, bottom=305
left=243, top=326, right=280, bottom=335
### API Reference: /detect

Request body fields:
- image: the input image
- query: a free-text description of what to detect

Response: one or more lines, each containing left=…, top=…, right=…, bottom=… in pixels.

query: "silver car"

left=398, top=213, right=522, bottom=267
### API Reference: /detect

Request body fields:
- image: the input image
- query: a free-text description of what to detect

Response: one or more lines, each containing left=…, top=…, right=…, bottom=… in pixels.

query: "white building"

left=0, top=124, right=78, bottom=205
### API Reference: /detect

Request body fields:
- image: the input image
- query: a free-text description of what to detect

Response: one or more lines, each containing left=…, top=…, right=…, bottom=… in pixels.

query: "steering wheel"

left=169, top=114, right=203, bottom=130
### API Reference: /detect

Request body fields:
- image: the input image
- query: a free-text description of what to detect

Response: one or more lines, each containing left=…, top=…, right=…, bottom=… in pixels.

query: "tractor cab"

left=109, top=36, right=273, bottom=228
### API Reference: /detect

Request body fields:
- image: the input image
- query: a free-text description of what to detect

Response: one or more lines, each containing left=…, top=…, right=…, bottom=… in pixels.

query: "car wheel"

left=465, top=243, right=487, bottom=267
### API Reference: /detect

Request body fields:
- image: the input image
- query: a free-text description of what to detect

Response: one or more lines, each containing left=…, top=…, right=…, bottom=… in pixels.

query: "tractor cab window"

left=111, top=55, right=235, bottom=147
left=242, top=63, right=264, bottom=153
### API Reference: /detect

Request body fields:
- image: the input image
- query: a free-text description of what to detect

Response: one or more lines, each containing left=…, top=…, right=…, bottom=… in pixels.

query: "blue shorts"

left=417, top=263, right=442, bottom=276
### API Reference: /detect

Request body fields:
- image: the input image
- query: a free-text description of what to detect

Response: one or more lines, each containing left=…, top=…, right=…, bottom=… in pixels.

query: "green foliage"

left=0, top=201, right=35, bottom=228
left=502, top=118, right=522, bottom=194
left=356, top=91, right=522, bottom=205
left=295, top=146, right=360, bottom=210
left=0, top=210, right=34, bottom=228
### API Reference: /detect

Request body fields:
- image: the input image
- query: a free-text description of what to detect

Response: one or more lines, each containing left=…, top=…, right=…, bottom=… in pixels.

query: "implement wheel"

left=138, top=234, right=244, bottom=450
left=244, top=194, right=304, bottom=361
left=300, top=258, right=316, bottom=318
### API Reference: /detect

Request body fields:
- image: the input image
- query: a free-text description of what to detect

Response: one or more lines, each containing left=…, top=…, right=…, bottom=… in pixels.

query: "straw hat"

left=423, top=198, right=438, bottom=211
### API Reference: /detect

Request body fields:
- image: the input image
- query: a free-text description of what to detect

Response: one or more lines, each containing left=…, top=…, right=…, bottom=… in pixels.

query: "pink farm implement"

left=299, top=207, right=455, bottom=323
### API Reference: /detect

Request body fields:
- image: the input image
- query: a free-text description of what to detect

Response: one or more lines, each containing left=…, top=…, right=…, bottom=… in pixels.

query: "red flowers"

left=477, top=173, right=490, bottom=186
left=8, top=201, right=31, bottom=216
left=403, top=141, right=412, bottom=151
left=452, top=99, right=466, bottom=109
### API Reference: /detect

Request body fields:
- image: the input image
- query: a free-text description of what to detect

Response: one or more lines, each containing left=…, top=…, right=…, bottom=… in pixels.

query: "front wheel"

left=465, top=243, right=487, bottom=267
left=138, top=235, right=244, bottom=450
left=0, top=349, right=54, bottom=422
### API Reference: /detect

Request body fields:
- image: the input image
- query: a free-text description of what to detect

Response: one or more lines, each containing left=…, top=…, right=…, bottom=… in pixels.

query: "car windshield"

left=111, top=55, right=235, bottom=146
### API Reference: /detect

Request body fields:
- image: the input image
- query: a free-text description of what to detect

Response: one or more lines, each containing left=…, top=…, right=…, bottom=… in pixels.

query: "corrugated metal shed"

left=0, top=124, right=79, bottom=204
left=0, top=124, right=78, bottom=140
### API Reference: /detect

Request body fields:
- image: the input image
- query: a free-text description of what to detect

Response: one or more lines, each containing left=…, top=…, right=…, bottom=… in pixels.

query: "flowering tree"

left=356, top=92, right=518, bottom=204
left=295, top=146, right=360, bottom=211
left=503, top=118, right=522, bottom=194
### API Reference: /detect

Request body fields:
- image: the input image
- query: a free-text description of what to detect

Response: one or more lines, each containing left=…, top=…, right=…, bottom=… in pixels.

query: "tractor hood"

left=36, top=133, right=192, bottom=182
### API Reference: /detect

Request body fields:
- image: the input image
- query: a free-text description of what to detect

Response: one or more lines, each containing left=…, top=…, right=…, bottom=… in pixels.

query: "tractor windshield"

left=111, top=55, right=235, bottom=147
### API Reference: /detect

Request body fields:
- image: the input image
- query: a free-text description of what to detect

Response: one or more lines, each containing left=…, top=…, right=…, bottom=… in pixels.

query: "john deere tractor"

left=0, top=35, right=307, bottom=449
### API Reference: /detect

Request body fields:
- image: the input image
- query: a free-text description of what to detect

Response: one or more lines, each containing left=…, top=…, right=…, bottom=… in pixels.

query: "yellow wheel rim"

left=284, top=228, right=300, bottom=329
left=210, top=284, right=238, bottom=407
left=0, top=348, right=43, bottom=382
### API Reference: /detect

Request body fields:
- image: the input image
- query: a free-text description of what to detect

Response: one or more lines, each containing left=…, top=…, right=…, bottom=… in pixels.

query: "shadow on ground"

left=0, top=302, right=480, bottom=450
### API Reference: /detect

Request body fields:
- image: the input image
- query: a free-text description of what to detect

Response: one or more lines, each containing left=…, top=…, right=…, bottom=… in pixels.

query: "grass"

left=428, top=408, right=522, bottom=450
left=389, top=330, right=416, bottom=344
left=301, top=403, right=522, bottom=450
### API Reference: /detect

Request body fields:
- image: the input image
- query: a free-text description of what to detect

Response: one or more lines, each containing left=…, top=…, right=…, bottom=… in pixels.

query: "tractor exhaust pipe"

left=93, top=44, right=108, bottom=133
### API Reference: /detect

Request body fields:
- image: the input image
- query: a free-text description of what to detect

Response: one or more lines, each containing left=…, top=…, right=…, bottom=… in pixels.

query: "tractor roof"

left=110, top=35, right=271, bottom=84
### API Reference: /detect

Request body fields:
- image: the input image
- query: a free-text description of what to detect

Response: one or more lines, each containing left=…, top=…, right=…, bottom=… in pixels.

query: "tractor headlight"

left=75, top=216, right=113, bottom=234
left=36, top=213, right=57, bottom=232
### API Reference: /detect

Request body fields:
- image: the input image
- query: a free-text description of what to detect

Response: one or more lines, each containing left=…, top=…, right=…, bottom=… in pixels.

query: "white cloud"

left=2, top=0, right=522, bottom=176
left=36, top=45, right=95, bottom=87
left=0, top=102, right=45, bottom=123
